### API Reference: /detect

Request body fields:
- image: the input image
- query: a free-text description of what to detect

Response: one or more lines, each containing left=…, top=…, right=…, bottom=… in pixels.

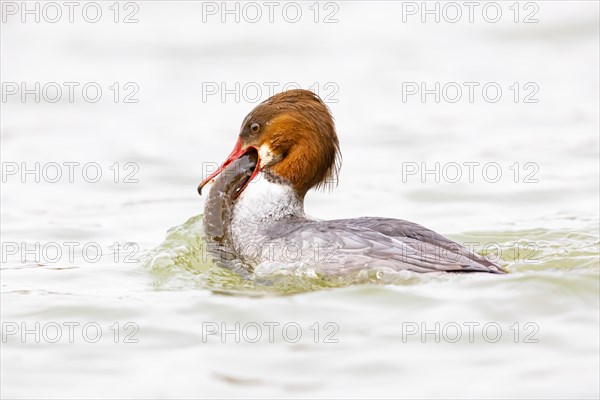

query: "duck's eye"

left=250, top=123, right=261, bottom=133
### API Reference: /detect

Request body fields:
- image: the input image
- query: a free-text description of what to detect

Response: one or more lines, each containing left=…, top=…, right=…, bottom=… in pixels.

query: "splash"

left=143, top=214, right=600, bottom=295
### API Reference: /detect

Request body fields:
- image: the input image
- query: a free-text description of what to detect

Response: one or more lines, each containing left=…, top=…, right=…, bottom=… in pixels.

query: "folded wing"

left=265, top=217, right=505, bottom=274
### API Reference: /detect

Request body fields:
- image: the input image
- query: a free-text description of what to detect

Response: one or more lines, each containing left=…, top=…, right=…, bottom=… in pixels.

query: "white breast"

left=232, top=174, right=304, bottom=224
left=229, top=174, right=304, bottom=261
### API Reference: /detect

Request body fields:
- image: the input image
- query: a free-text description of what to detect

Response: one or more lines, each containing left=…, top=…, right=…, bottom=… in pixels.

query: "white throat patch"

left=257, top=144, right=273, bottom=169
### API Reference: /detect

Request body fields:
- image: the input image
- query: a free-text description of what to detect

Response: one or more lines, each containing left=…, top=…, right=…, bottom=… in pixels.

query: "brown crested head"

left=237, top=89, right=341, bottom=197
left=198, top=89, right=341, bottom=199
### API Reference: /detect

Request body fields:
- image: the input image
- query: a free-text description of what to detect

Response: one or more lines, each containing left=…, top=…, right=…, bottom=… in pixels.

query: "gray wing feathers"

left=269, top=217, right=505, bottom=274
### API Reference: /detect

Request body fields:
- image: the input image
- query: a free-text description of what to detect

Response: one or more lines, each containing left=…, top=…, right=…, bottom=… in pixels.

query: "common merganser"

left=198, top=89, right=505, bottom=276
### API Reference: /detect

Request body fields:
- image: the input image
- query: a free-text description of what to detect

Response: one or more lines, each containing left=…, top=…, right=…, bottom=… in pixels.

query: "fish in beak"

left=197, top=138, right=260, bottom=198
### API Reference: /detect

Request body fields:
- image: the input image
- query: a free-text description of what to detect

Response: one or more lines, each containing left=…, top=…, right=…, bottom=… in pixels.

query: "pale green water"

left=2, top=1, right=599, bottom=398
left=145, top=214, right=600, bottom=295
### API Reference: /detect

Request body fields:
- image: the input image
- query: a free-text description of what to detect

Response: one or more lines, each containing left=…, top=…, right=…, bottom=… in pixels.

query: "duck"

left=198, top=89, right=505, bottom=276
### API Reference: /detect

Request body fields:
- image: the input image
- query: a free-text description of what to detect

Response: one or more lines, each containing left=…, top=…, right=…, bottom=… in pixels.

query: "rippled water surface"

left=2, top=1, right=599, bottom=398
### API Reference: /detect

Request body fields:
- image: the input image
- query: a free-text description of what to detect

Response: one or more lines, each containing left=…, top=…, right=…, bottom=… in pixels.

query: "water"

left=2, top=1, right=599, bottom=398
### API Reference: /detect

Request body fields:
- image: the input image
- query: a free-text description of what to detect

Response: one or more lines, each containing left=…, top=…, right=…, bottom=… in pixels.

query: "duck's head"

left=198, top=89, right=341, bottom=199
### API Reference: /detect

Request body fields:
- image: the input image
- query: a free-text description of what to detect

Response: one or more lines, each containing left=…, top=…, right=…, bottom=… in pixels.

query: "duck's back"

left=253, top=216, right=505, bottom=275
